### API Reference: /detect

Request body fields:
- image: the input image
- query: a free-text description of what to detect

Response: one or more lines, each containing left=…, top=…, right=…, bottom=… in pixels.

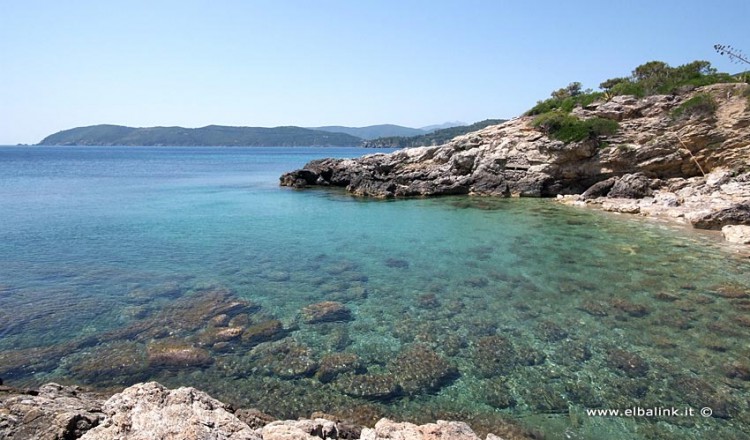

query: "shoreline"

left=0, top=381, right=526, bottom=440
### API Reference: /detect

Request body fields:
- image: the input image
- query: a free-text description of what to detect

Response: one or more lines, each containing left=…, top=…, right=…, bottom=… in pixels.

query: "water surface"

left=1, top=146, right=749, bottom=439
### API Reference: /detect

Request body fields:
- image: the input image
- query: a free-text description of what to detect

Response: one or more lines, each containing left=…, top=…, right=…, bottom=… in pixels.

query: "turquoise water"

left=1, top=146, right=750, bottom=439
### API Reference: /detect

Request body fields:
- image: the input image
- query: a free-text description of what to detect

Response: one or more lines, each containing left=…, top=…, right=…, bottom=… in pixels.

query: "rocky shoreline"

left=280, top=83, right=750, bottom=244
left=0, top=381, right=513, bottom=440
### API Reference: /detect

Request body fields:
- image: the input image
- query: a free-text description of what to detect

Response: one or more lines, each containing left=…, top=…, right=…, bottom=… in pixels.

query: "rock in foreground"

left=0, top=382, right=514, bottom=439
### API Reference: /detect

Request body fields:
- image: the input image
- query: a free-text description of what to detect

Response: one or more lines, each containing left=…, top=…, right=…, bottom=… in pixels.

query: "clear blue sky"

left=1, top=0, right=748, bottom=144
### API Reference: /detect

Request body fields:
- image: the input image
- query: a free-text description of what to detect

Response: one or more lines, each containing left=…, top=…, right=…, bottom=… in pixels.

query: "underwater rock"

left=334, top=373, right=401, bottom=400
left=384, top=258, right=410, bottom=269
left=464, top=277, right=490, bottom=288
left=315, top=353, right=363, bottom=383
left=671, top=375, right=737, bottom=419
left=81, top=382, right=259, bottom=440
left=723, top=362, right=750, bottom=381
left=520, top=385, right=569, bottom=412
left=709, top=283, right=749, bottom=299
left=606, top=348, right=649, bottom=377
left=480, top=379, right=517, bottom=409
left=534, top=320, right=569, bottom=342
left=301, top=301, right=353, bottom=324
left=200, top=326, right=244, bottom=345
left=416, top=293, right=441, bottom=309
left=146, top=340, right=213, bottom=368
left=388, top=344, right=459, bottom=395
left=68, top=341, right=149, bottom=384
left=241, top=320, right=287, bottom=347
left=610, top=298, right=650, bottom=317
left=253, top=341, right=318, bottom=379
left=472, top=335, right=518, bottom=377
left=576, top=300, right=609, bottom=317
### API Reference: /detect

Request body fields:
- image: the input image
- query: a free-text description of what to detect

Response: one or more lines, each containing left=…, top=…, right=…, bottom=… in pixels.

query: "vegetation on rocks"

left=527, top=60, right=738, bottom=118
left=532, top=112, right=619, bottom=144
left=671, top=93, right=718, bottom=120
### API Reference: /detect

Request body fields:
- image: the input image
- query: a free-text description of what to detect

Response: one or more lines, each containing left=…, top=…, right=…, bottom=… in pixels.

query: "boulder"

left=81, top=382, right=259, bottom=440
left=0, top=383, right=105, bottom=440
left=359, top=418, right=486, bottom=440
left=691, top=201, right=750, bottom=229
left=607, top=173, right=654, bottom=199
left=722, top=225, right=750, bottom=244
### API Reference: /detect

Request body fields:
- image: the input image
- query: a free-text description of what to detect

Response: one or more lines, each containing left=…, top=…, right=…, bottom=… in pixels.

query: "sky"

left=1, top=1, right=748, bottom=144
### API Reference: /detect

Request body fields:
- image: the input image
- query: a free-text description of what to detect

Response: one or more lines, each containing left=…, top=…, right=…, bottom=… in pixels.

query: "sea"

left=1, top=145, right=749, bottom=439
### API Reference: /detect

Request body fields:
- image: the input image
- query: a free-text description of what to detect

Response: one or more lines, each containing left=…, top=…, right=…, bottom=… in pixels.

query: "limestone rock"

left=0, top=383, right=105, bottom=440
left=359, top=418, right=484, bottom=440
left=607, top=173, right=655, bottom=199
left=722, top=225, right=750, bottom=244
left=691, top=201, right=750, bottom=229
left=80, top=382, right=260, bottom=440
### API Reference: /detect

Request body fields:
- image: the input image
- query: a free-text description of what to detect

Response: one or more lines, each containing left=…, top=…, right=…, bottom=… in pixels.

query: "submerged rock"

left=388, top=344, right=459, bottom=395
left=334, top=373, right=401, bottom=400
left=472, top=335, right=518, bottom=377
left=146, top=340, right=213, bottom=368
left=241, top=320, right=288, bottom=346
left=315, top=352, right=363, bottom=383
left=253, top=340, right=319, bottom=379
left=606, top=348, right=649, bottom=377
left=301, top=301, right=353, bottom=324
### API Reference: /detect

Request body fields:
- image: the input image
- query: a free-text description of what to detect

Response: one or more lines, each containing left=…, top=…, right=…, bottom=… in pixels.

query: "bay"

left=1, top=145, right=749, bottom=439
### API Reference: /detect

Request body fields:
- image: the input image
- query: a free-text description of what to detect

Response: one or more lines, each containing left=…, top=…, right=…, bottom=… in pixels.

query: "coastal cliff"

left=280, top=83, right=750, bottom=241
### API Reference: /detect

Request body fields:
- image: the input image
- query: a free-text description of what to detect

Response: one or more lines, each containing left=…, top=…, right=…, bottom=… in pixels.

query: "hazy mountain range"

left=37, top=121, right=489, bottom=147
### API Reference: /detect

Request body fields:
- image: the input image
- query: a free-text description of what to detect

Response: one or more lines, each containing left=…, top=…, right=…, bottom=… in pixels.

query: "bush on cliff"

left=532, top=112, right=619, bottom=143
left=671, top=93, right=718, bottom=120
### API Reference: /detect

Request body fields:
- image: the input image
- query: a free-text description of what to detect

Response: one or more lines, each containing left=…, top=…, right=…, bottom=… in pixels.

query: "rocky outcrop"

left=81, top=382, right=259, bottom=440
left=0, top=383, right=106, bottom=440
left=280, top=83, right=750, bottom=240
left=0, top=382, right=512, bottom=440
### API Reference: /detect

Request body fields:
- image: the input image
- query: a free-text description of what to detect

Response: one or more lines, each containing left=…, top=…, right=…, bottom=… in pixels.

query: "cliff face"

left=280, top=83, right=750, bottom=235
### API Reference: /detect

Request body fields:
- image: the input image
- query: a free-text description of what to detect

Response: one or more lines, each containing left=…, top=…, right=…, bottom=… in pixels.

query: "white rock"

left=722, top=225, right=750, bottom=244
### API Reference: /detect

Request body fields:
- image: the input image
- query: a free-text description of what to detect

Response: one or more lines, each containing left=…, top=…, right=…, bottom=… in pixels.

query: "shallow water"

left=1, top=146, right=749, bottom=439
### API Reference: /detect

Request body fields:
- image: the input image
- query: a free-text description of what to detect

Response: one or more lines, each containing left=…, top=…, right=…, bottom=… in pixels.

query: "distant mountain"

left=419, top=121, right=466, bottom=133
left=312, top=124, right=427, bottom=140
left=362, top=119, right=507, bottom=148
left=38, top=124, right=362, bottom=147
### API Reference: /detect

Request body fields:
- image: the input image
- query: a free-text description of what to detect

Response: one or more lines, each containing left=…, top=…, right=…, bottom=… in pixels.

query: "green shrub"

left=671, top=93, right=718, bottom=120
left=526, top=92, right=605, bottom=116
left=533, top=112, right=619, bottom=143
